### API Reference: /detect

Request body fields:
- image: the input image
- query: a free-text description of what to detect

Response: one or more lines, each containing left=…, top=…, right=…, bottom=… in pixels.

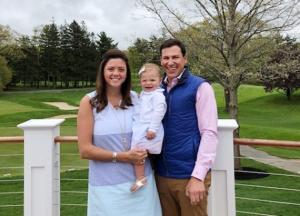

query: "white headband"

left=138, top=66, right=146, bottom=75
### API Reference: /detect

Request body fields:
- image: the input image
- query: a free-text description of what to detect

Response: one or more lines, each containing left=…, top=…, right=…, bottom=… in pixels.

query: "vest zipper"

left=164, top=91, right=173, bottom=176
left=162, top=84, right=177, bottom=176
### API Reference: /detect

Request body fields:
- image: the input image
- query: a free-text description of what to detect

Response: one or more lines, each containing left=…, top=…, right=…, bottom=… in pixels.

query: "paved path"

left=240, top=146, right=300, bottom=174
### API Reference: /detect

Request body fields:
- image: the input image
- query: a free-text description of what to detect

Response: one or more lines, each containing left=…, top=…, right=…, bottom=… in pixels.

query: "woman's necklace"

left=111, top=102, right=130, bottom=150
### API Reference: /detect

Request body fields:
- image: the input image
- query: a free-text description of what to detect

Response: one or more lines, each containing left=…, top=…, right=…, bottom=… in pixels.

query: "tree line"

left=1, top=6, right=300, bottom=102
left=1, top=20, right=300, bottom=98
left=0, top=20, right=117, bottom=89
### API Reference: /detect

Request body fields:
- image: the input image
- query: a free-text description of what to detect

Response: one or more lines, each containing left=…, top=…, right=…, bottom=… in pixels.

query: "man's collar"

left=163, top=66, right=187, bottom=84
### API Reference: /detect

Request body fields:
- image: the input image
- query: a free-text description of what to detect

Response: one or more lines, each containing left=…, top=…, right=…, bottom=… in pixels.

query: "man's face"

left=160, top=45, right=187, bottom=82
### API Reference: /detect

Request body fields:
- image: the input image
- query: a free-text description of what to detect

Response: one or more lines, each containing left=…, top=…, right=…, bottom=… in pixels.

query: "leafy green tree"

left=0, top=25, right=14, bottom=91
left=127, top=35, right=165, bottom=85
left=0, top=56, right=12, bottom=91
left=261, top=36, right=300, bottom=100
left=0, top=25, right=42, bottom=88
left=128, top=38, right=150, bottom=77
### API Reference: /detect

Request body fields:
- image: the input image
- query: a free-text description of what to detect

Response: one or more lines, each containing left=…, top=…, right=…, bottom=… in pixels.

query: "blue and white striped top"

left=86, top=91, right=161, bottom=216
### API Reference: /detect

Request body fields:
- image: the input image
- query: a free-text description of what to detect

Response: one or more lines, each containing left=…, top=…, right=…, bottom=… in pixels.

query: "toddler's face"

left=140, top=70, right=161, bottom=92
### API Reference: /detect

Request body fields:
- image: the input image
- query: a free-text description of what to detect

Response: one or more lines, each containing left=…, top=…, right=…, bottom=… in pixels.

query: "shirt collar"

left=163, top=69, right=185, bottom=85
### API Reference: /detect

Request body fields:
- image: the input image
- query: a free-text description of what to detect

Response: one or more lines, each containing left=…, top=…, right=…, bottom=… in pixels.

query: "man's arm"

left=192, top=82, right=218, bottom=180
left=186, top=82, right=218, bottom=204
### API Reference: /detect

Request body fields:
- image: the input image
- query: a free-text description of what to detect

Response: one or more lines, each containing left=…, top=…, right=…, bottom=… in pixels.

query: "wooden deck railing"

left=234, top=138, right=300, bottom=148
left=1, top=136, right=300, bottom=148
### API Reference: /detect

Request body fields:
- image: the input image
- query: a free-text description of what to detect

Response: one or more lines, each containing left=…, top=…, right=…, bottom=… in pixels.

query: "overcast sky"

left=1, top=0, right=299, bottom=49
left=0, top=0, right=162, bottom=49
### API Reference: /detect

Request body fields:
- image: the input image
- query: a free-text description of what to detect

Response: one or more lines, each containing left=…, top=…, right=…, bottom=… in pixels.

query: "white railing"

left=0, top=119, right=238, bottom=216
left=18, top=119, right=63, bottom=216
left=209, top=119, right=238, bottom=216
left=1, top=124, right=300, bottom=215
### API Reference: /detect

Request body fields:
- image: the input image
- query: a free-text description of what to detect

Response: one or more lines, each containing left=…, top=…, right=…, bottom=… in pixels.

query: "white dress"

left=131, top=89, right=167, bottom=154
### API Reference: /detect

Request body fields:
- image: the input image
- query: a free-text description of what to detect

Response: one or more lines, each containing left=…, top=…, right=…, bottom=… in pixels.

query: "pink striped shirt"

left=167, top=77, right=218, bottom=181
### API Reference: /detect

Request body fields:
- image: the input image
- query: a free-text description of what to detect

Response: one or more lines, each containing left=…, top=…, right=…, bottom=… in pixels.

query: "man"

left=155, top=39, right=218, bottom=216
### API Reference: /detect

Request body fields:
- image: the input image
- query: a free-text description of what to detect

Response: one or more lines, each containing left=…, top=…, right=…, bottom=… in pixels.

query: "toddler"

left=130, top=63, right=167, bottom=192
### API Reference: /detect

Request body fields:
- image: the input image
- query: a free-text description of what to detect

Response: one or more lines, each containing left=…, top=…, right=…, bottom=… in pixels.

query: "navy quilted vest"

left=156, top=66, right=205, bottom=178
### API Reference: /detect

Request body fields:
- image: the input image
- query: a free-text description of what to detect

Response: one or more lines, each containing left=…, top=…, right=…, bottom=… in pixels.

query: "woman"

left=77, top=49, right=162, bottom=216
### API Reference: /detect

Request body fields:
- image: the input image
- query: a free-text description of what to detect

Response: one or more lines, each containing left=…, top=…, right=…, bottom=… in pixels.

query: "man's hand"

left=185, top=177, right=206, bottom=205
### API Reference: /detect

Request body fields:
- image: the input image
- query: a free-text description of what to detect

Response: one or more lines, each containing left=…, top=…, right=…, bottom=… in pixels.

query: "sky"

left=1, top=0, right=299, bottom=49
left=0, top=0, right=162, bottom=49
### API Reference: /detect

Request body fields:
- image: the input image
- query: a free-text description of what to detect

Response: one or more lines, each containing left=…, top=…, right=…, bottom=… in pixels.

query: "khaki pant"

left=156, top=172, right=211, bottom=216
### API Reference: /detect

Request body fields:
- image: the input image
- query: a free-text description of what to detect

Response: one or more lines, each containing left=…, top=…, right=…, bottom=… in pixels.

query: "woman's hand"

left=125, top=149, right=148, bottom=165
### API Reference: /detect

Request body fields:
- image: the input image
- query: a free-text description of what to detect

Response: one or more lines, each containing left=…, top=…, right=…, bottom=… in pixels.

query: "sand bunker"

left=44, top=102, right=78, bottom=110
left=48, top=114, right=77, bottom=119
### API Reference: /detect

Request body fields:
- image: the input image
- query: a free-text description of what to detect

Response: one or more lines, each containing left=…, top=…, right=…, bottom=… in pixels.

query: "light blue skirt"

left=87, top=172, right=162, bottom=216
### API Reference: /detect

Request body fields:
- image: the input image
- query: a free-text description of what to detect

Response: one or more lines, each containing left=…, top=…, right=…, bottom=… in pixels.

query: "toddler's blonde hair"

left=138, top=63, right=161, bottom=77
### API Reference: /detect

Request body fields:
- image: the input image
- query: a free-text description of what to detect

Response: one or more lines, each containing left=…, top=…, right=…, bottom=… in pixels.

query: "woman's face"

left=103, top=58, right=127, bottom=89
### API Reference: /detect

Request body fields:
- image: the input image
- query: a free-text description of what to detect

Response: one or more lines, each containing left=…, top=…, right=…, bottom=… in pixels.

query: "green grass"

left=0, top=85, right=299, bottom=170
left=214, top=84, right=300, bottom=158
left=0, top=169, right=88, bottom=216
left=0, top=85, right=299, bottom=215
left=236, top=158, right=300, bottom=216
left=0, top=159, right=298, bottom=216
left=0, top=100, right=42, bottom=115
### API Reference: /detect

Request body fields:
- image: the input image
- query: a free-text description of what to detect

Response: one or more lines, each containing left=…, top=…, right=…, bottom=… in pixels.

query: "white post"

left=18, top=119, right=65, bottom=216
left=208, top=119, right=238, bottom=216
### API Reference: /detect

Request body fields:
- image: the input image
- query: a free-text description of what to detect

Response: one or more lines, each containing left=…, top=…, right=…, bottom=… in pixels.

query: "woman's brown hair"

left=90, top=49, right=132, bottom=112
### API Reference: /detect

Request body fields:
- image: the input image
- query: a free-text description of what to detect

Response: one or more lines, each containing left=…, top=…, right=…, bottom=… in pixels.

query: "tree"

left=39, top=22, right=61, bottom=87
left=139, top=0, right=299, bottom=122
left=83, top=32, right=98, bottom=87
left=261, top=36, right=300, bottom=100
left=0, top=56, right=12, bottom=91
left=77, top=22, right=98, bottom=87
left=60, top=23, right=73, bottom=88
left=11, top=36, right=40, bottom=87
left=138, top=0, right=300, bottom=168
left=60, top=21, right=95, bottom=87
left=176, top=23, right=276, bottom=111
left=127, top=35, right=165, bottom=83
left=96, top=31, right=118, bottom=60
left=0, top=25, right=14, bottom=91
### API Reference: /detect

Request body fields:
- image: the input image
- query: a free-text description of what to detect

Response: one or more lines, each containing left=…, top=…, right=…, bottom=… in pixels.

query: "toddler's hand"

left=146, top=130, right=156, bottom=140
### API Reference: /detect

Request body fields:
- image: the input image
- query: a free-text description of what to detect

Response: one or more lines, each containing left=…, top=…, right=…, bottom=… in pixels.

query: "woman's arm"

left=77, top=96, right=147, bottom=164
